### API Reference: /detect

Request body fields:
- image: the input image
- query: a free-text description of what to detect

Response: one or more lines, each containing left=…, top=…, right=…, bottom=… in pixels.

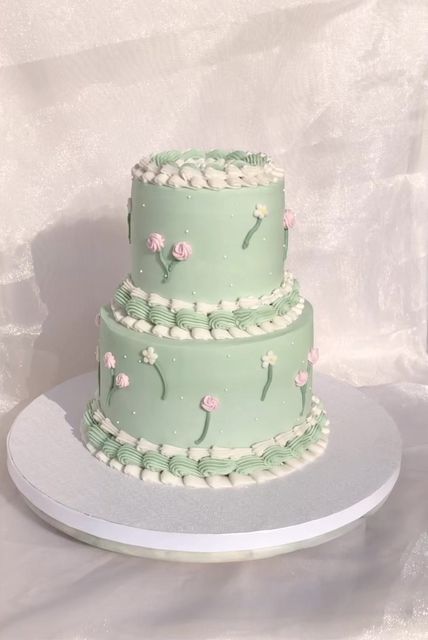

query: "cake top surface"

left=131, top=149, right=284, bottom=190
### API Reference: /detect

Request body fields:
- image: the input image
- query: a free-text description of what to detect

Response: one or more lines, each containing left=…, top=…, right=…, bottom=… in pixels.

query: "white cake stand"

left=7, top=372, right=401, bottom=562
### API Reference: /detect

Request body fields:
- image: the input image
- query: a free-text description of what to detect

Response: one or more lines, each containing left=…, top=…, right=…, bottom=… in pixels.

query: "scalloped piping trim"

left=82, top=397, right=330, bottom=488
left=110, top=271, right=305, bottom=341
left=131, top=149, right=284, bottom=190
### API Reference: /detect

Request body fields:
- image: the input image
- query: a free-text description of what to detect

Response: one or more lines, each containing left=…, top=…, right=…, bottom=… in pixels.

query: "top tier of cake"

left=129, top=150, right=287, bottom=304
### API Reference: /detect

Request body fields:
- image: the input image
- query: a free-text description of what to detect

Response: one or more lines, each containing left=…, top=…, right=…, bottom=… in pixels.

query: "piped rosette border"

left=131, top=149, right=283, bottom=190
left=111, top=269, right=305, bottom=341
left=82, top=396, right=330, bottom=489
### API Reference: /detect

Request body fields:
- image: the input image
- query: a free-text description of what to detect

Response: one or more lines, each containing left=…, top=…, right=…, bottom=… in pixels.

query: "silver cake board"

left=7, top=372, right=401, bottom=562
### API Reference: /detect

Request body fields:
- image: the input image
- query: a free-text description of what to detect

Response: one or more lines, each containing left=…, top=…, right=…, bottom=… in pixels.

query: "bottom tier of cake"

left=82, top=396, right=330, bottom=488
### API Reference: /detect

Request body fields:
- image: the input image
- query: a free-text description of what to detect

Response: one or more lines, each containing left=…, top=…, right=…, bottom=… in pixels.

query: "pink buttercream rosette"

left=146, top=232, right=165, bottom=252
left=283, top=209, right=296, bottom=229
left=103, top=352, right=116, bottom=369
left=115, top=372, right=130, bottom=388
left=195, top=395, right=220, bottom=445
left=308, top=347, right=319, bottom=365
left=172, top=241, right=192, bottom=261
left=295, top=370, right=308, bottom=416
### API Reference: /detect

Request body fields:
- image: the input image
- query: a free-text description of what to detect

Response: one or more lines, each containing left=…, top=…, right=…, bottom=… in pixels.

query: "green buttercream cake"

left=82, top=150, right=329, bottom=488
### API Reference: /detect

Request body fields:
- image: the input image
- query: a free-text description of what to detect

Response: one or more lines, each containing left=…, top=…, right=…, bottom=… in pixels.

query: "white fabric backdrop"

left=0, top=1, right=427, bottom=638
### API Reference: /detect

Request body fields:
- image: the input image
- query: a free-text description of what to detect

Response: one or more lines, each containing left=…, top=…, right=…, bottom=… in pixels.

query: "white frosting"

left=132, top=152, right=283, bottom=190
left=111, top=269, right=305, bottom=341
left=90, top=397, right=324, bottom=459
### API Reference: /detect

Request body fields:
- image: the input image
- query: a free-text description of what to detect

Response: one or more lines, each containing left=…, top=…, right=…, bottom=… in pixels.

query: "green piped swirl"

left=114, top=284, right=132, bottom=308
left=149, top=306, right=176, bottom=327
left=208, top=311, right=236, bottom=330
left=126, top=298, right=150, bottom=320
left=83, top=399, right=327, bottom=480
left=113, top=277, right=302, bottom=335
left=175, top=309, right=209, bottom=330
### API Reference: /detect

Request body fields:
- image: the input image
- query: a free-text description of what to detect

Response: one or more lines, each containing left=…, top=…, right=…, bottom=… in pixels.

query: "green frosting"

left=125, top=298, right=150, bottom=320
left=83, top=398, right=327, bottom=479
left=130, top=180, right=285, bottom=303
left=149, top=306, right=176, bottom=327
left=97, top=303, right=313, bottom=448
left=114, top=276, right=302, bottom=333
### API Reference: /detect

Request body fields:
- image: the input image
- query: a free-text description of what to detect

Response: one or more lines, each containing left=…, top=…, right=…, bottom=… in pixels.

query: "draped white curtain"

left=1, top=2, right=427, bottom=638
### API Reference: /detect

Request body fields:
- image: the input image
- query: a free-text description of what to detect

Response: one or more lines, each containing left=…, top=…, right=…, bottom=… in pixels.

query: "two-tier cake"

left=82, top=150, right=329, bottom=488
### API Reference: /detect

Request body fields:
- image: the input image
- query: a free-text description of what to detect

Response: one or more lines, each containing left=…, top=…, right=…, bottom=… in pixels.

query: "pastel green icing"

left=130, top=180, right=285, bottom=303
left=97, top=303, right=313, bottom=448
left=149, top=306, right=176, bottom=327
left=83, top=398, right=327, bottom=479
left=114, top=285, right=131, bottom=308
left=114, top=277, right=301, bottom=332
left=125, top=298, right=150, bottom=320
left=175, top=309, right=209, bottom=330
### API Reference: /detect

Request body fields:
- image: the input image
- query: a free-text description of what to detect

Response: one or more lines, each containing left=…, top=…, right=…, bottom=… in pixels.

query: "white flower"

left=142, top=346, right=158, bottom=365
left=261, top=350, right=278, bottom=368
left=254, top=204, right=269, bottom=219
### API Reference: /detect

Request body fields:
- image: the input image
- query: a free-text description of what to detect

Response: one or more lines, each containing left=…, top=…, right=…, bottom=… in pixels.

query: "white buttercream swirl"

left=83, top=397, right=329, bottom=488
left=111, top=269, right=304, bottom=341
left=131, top=149, right=284, bottom=190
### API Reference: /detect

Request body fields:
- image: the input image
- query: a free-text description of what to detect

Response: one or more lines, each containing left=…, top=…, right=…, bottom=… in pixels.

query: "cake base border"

left=7, top=372, right=401, bottom=562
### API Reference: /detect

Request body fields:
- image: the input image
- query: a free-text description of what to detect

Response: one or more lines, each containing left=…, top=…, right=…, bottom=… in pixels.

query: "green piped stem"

left=107, top=369, right=115, bottom=405
left=97, top=360, right=101, bottom=396
left=284, top=229, right=289, bottom=259
left=153, top=362, right=167, bottom=400
left=167, top=258, right=178, bottom=274
left=242, top=218, right=262, bottom=249
left=261, top=364, right=273, bottom=401
left=300, top=385, right=307, bottom=416
left=127, top=212, right=131, bottom=243
left=158, top=250, right=170, bottom=281
left=194, top=411, right=211, bottom=446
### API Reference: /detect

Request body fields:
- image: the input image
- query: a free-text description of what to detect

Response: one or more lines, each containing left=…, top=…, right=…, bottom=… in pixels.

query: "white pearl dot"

left=116, top=420, right=120, bottom=425
left=282, top=244, right=286, bottom=248
left=226, top=354, right=231, bottom=358
left=139, top=269, right=143, bottom=273
left=231, top=214, right=235, bottom=218
left=282, top=188, right=286, bottom=193
left=229, top=283, right=233, bottom=287
left=132, top=411, right=136, bottom=415
left=283, top=400, right=286, bottom=404
left=142, top=203, right=146, bottom=207
left=223, top=255, right=227, bottom=259
left=123, top=354, right=127, bottom=359
left=224, top=387, right=228, bottom=392
left=187, top=195, right=191, bottom=199
left=172, top=357, right=176, bottom=362
left=291, top=340, right=295, bottom=345
left=219, top=429, right=224, bottom=434
left=173, top=429, right=177, bottom=434
left=185, top=229, right=189, bottom=234
left=192, top=291, right=196, bottom=295
left=138, top=359, right=142, bottom=363
left=255, top=417, right=259, bottom=421
left=263, top=237, right=267, bottom=241
left=180, top=396, right=184, bottom=400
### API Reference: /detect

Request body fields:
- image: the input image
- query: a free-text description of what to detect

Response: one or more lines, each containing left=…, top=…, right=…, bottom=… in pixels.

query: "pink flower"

left=200, top=395, right=220, bottom=412
left=308, top=347, right=319, bottom=365
left=115, top=372, right=130, bottom=388
left=294, top=370, right=308, bottom=387
left=103, top=352, right=116, bottom=369
left=283, top=209, right=296, bottom=229
left=172, top=241, right=192, bottom=261
left=146, top=232, right=165, bottom=253
left=94, top=312, right=101, bottom=327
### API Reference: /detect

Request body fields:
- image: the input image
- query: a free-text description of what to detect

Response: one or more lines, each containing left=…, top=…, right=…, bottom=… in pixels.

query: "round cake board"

left=7, top=372, right=401, bottom=563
